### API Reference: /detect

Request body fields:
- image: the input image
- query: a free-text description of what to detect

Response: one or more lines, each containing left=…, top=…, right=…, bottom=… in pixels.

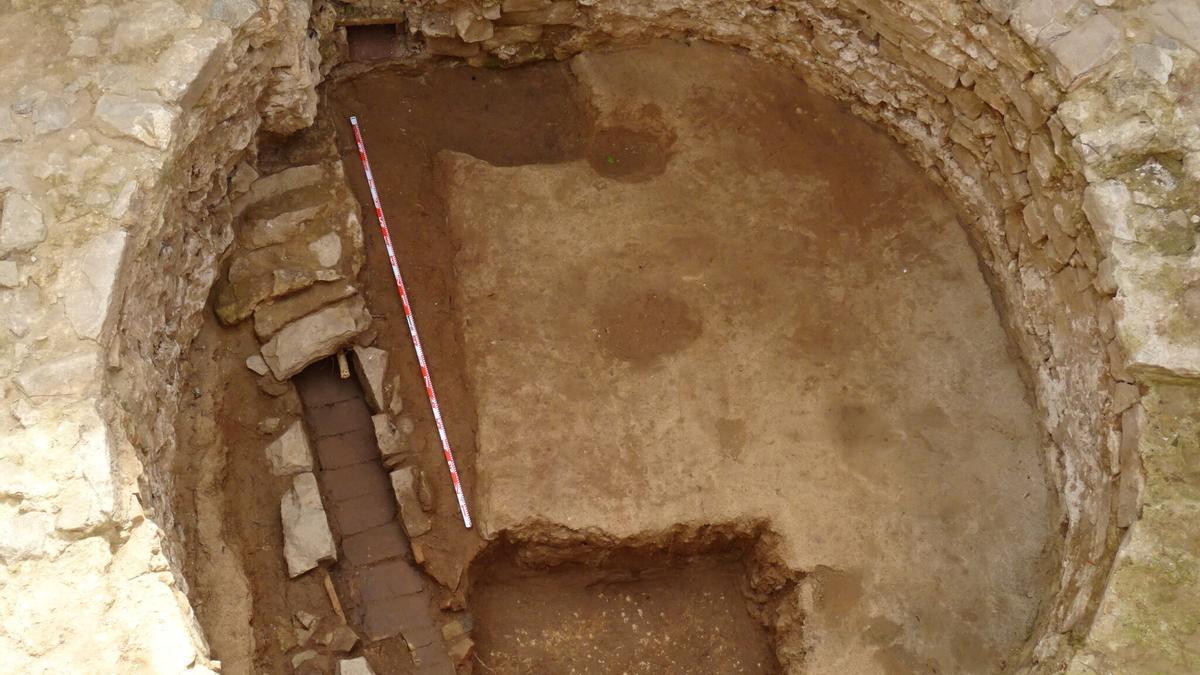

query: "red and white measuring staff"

left=349, top=115, right=472, bottom=529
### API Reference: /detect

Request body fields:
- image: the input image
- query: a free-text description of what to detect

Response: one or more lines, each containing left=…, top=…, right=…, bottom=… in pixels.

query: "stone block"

left=209, top=0, right=261, bottom=28
left=441, top=615, right=473, bottom=642
left=1047, top=13, right=1122, bottom=88
left=484, top=24, right=547, bottom=49
left=242, top=205, right=322, bottom=249
left=265, top=421, right=314, bottom=476
left=246, top=354, right=269, bottom=375
left=232, top=165, right=325, bottom=215
left=453, top=8, right=494, bottom=43
left=1145, top=0, right=1200, bottom=53
left=1027, top=132, right=1057, bottom=183
left=253, top=281, right=358, bottom=340
left=389, top=467, right=432, bottom=537
left=1131, top=43, right=1173, bottom=84
left=1082, top=180, right=1134, bottom=247
left=425, top=36, right=481, bottom=58
left=337, top=656, right=377, bottom=675
left=372, top=413, right=406, bottom=459
left=501, top=0, right=552, bottom=10
left=260, top=296, right=369, bottom=380
left=447, top=635, right=475, bottom=666
left=1117, top=406, right=1144, bottom=527
left=281, top=472, right=337, bottom=577
left=62, top=229, right=128, bottom=340
left=95, top=92, right=178, bottom=149
left=418, top=9, right=457, bottom=38
left=498, top=0, right=577, bottom=25
left=112, top=0, right=189, bottom=52
left=0, top=192, right=47, bottom=256
left=308, top=232, right=343, bottom=268
left=0, top=260, right=18, bottom=287
left=16, top=351, right=100, bottom=398
left=317, top=624, right=359, bottom=653
left=152, top=27, right=230, bottom=108
left=1010, top=0, right=1080, bottom=45
left=352, top=346, right=388, bottom=413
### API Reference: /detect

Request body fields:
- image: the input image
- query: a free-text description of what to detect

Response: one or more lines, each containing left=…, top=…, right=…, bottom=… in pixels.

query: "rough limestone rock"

left=264, top=421, right=313, bottom=476
left=308, top=232, right=343, bottom=267
left=389, top=467, right=432, bottom=537
left=242, top=205, right=322, bottom=249
left=0, top=192, right=47, bottom=256
left=15, top=351, right=101, bottom=398
left=253, top=281, right=358, bottom=340
left=337, top=657, right=377, bottom=675
left=260, top=296, right=370, bottom=380
left=1046, top=13, right=1121, bottom=88
left=371, top=413, right=406, bottom=461
left=232, top=165, right=325, bottom=215
left=215, top=241, right=345, bottom=325
left=280, top=472, right=337, bottom=577
left=0, top=260, right=19, bottom=287
left=94, top=92, right=177, bottom=149
left=61, top=230, right=128, bottom=340
left=246, top=354, right=269, bottom=375
left=352, top=346, right=388, bottom=413
left=317, top=624, right=359, bottom=653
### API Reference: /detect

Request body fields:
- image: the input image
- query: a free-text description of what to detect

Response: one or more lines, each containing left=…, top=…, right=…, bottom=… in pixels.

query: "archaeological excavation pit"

left=174, top=41, right=1059, bottom=674
left=6, top=2, right=1199, bottom=674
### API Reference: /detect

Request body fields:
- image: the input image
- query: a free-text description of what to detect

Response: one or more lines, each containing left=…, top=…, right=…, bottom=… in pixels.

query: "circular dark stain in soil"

left=594, top=291, right=702, bottom=367
left=587, top=126, right=671, bottom=182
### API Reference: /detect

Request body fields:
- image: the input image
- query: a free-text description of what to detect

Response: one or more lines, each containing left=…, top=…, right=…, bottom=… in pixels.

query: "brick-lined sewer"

left=294, top=360, right=455, bottom=674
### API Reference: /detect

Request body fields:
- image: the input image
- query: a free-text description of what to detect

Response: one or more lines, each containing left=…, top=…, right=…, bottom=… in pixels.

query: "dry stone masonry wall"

left=0, top=0, right=1196, bottom=672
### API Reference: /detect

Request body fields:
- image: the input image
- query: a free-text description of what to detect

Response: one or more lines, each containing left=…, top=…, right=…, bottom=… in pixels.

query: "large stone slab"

left=253, top=280, right=358, bottom=340
left=389, top=467, right=431, bottom=537
left=0, top=192, right=47, bottom=256
left=337, top=657, right=377, bottom=675
left=215, top=238, right=345, bottom=325
left=352, top=346, right=388, bottom=413
left=371, top=413, right=406, bottom=463
left=61, top=230, right=128, bottom=340
left=241, top=204, right=322, bottom=249
left=232, top=164, right=324, bottom=215
left=264, top=421, right=313, bottom=476
left=260, top=295, right=370, bottom=380
left=281, top=472, right=337, bottom=577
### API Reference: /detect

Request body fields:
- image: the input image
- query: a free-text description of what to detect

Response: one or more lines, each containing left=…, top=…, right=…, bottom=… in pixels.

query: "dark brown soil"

left=587, top=126, right=672, bottom=181
left=594, top=289, right=703, bottom=367
left=471, top=555, right=781, bottom=674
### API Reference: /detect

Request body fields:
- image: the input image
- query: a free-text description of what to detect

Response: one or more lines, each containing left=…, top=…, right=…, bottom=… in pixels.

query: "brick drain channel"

left=293, top=360, right=454, bottom=673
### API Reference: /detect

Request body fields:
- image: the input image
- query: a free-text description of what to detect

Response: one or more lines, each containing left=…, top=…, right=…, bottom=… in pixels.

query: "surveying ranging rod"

left=349, top=115, right=472, bottom=529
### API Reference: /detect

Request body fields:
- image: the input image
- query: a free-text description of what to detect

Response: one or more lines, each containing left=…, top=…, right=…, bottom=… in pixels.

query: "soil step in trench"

left=293, top=359, right=455, bottom=674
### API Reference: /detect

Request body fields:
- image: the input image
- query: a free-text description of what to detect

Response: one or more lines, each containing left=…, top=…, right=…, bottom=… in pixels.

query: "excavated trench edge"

left=465, top=521, right=807, bottom=670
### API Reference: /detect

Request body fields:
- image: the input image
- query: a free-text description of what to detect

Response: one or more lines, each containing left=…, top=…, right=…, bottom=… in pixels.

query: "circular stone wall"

left=0, top=0, right=1197, bottom=672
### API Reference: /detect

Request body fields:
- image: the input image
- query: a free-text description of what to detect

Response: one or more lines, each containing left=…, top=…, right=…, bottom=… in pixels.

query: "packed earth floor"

left=176, top=40, right=1057, bottom=674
